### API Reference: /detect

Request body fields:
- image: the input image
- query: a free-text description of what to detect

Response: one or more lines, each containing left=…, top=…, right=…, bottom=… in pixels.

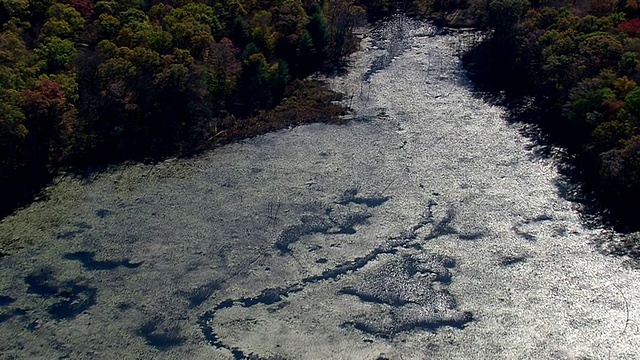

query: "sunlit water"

left=0, top=16, right=638, bottom=360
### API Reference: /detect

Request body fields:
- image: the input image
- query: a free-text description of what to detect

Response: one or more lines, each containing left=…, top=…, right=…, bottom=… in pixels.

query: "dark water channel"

left=0, top=16, right=639, bottom=359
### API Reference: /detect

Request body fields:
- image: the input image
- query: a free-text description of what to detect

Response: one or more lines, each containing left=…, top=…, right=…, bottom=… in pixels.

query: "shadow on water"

left=63, top=251, right=143, bottom=270
left=0, top=296, right=15, bottom=307
left=500, top=255, right=529, bottom=266
left=274, top=192, right=377, bottom=254
left=25, top=269, right=97, bottom=319
left=0, top=296, right=20, bottom=325
left=0, top=308, right=26, bottom=324
left=180, top=279, right=224, bottom=308
left=337, top=187, right=390, bottom=207
left=56, top=222, right=92, bottom=240
left=198, top=202, right=474, bottom=358
left=136, top=316, right=185, bottom=350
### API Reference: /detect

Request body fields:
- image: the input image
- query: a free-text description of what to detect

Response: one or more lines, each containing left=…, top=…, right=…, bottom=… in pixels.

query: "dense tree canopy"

left=0, top=0, right=372, bottom=217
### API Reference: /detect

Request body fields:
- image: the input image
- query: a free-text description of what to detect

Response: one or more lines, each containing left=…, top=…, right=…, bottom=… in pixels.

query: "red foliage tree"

left=68, top=0, right=94, bottom=20
left=23, top=78, right=66, bottom=115
left=617, top=18, right=640, bottom=37
left=22, top=78, right=78, bottom=164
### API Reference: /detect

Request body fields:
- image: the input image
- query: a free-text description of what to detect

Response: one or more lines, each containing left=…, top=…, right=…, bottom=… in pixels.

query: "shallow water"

left=1, top=16, right=639, bottom=360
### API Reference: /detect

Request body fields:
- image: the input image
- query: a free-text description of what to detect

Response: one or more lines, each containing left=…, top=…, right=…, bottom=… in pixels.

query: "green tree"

left=230, top=16, right=252, bottom=48
left=35, top=36, right=77, bottom=73
left=296, top=30, right=316, bottom=76
left=237, top=52, right=288, bottom=113
left=624, top=86, right=640, bottom=123
left=0, top=0, right=29, bottom=23
left=238, top=52, right=271, bottom=113
left=599, top=135, right=640, bottom=219
left=0, top=93, right=28, bottom=177
left=46, top=3, right=85, bottom=32
left=40, top=3, right=85, bottom=41
left=96, top=13, right=121, bottom=39
left=204, top=37, right=240, bottom=107
left=306, top=4, right=328, bottom=65
left=487, top=0, right=530, bottom=38
left=579, top=34, right=624, bottom=73
left=618, top=52, right=639, bottom=76
left=163, top=3, right=222, bottom=49
left=251, top=10, right=277, bottom=56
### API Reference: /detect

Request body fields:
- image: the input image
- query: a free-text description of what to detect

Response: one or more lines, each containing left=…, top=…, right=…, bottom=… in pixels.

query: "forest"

left=0, top=0, right=370, bottom=217
left=455, top=0, right=640, bottom=230
left=2, top=0, right=640, bottom=230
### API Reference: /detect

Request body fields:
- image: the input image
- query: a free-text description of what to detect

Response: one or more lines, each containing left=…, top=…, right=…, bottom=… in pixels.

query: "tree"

left=40, top=3, right=86, bottom=41
left=325, top=0, right=366, bottom=66
left=486, top=0, right=530, bottom=38
left=624, top=86, right=640, bottom=123
left=306, top=4, right=328, bottom=66
left=163, top=3, right=222, bottom=49
left=35, top=36, right=77, bottom=73
left=229, top=16, right=252, bottom=48
left=579, top=34, right=624, bottom=73
left=22, top=78, right=78, bottom=166
left=599, top=135, right=640, bottom=218
left=0, top=93, right=28, bottom=178
left=96, top=13, right=121, bottom=38
left=237, top=52, right=272, bottom=113
left=296, top=30, right=316, bottom=76
left=0, top=29, right=33, bottom=89
left=0, top=0, right=29, bottom=24
left=618, top=52, right=639, bottom=76
left=68, top=0, right=94, bottom=20
left=589, top=120, right=631, bottom=155
left=251, top=10, right=277, bottom=56
left=204, top=37, right=240, bottom=107
left=46, top=3, right=85, bottom=33
left=236, top=51, right=288, bottom=114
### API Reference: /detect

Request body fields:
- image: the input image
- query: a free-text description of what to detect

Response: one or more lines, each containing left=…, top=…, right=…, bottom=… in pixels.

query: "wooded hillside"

left=0, top=0, right=369, bottom=217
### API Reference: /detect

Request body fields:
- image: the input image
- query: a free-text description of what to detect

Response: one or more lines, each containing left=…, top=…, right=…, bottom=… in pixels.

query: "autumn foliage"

left=0, top=0, right=370, bottom=217
left=617, top=18, right=640, bottom=36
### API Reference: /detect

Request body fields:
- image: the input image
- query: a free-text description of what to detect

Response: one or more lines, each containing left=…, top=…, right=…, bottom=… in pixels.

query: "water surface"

left=0, top=16, right=638, bottom=360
